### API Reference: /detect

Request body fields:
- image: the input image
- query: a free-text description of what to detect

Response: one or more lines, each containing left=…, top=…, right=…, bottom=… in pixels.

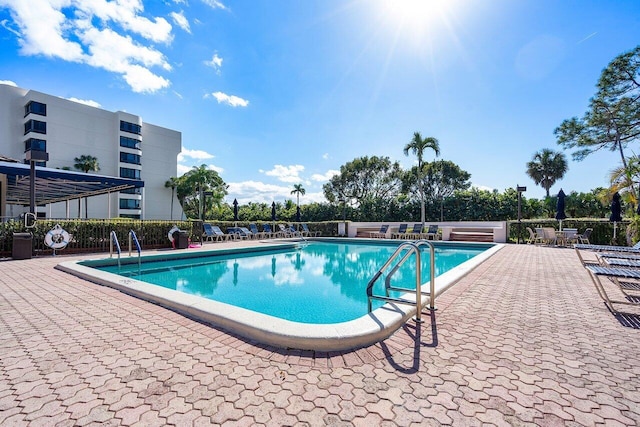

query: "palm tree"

left=73, top=155, right=100, bottom=218
left=526, top=149, right=568, bottom=197
left=403, top=132, right=440, bottom=226
left=165, top=176, right=180, bottom=220
left=291, top=183, right=306, bottom=207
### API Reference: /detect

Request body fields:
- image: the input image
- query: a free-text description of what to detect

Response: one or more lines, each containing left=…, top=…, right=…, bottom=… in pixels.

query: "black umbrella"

left=233, top=198, right=239, bottom=226
left=271, top=201, right=276, bottom=221
left=555, top=189, right=567, bottom=230
left=610, top=192, right=622, bottom=240
left=296, top=206, right=301, bottom=223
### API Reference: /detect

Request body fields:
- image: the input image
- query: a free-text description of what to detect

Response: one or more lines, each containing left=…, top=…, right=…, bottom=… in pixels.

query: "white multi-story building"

left=0, top=83, right=183, bottom=220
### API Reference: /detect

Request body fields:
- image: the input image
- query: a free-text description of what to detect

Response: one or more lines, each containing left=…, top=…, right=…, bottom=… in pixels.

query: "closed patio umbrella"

left=233, top=198, right=239, bottom=226
left=610, top=192, right=622, bottom=241
left=271, top=201, right=277, bottom=233
left=555, top=189, right=567, bottom=230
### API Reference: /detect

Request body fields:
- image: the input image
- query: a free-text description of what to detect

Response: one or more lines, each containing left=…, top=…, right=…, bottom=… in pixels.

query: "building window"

left=120, top=152, right=141, bottom=165
left=24, top=101, right=47, bottom=117
left=119, top=198, right=141, bottom=210
left=120, top=120, right=141, bottom=135
left=24, top=119, right=46, bottom=135
left=24, top=138, right=47, bottom=152
left=120, top=167, right=141, bottom=180
left=120, top=187, right=141, bottom=195
left=120, top=136, right=140, bottom=149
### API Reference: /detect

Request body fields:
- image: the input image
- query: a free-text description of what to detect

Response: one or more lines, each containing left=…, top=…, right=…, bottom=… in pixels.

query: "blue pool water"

left=92, top=241, right=490, bottom=324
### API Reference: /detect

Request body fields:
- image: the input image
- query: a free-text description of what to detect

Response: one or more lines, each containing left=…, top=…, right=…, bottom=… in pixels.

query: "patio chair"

left=526, top=227, right=538, bottom=244
left=301, top=223, right=321, bottom=237
left=262, top=224, right=278, bottom=238
left=369, top=224, right=389, bottom=238
left=576, top=228, right=592, bottom=244
left=542, top=227, right=558, bottom=246
left=425, top=224, right=440, bottom=240
left=583, top=264, right=640, bottom=313
left=391, top=224, right=408, bottom=239
left=278, top=224, right=301, bottom=238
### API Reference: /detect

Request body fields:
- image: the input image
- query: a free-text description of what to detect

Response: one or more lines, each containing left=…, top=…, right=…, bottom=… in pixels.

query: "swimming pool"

left=57, top=239, right=503, bottom=351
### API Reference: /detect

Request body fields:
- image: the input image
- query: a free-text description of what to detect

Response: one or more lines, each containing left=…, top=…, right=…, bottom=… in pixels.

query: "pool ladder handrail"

left=366, top=240, right=436, bottom=323
left=109, top=230, right=122, bottom=267
left=128, top=229, right=142, bottom=256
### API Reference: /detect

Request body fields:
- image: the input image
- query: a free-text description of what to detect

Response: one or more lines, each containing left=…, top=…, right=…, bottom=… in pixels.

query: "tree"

left=73, top=155, right=100, bottom=218
left=555, top=45, right=640, bottom=195
left=291, top=184, right=306, bottom=208
left=526, top=149, right=568, bottom=197
left=165, top=177, right=180, bottom=220
left=322, top=156, right=404, bottom=208
left=403, top=132, right=440, bottom=226
left=177, top=165, right=228, bottom=220
left=74, top=155, right=100, bottom=173
left=405, top=160, right=471, bottom=203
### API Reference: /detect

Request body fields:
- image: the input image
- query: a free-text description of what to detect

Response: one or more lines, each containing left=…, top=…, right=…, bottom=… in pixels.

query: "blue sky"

left=1, top=0, right=639, bottom=204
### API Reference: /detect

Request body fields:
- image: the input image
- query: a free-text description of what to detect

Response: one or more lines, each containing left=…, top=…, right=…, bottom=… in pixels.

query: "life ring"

left=45, top=224, right=70, bottom=250
left=168, top=225, right=180, bottom=243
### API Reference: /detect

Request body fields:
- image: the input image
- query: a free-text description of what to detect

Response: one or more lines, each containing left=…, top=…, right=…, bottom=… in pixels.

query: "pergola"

left=0, top=160, right=144, bottom=211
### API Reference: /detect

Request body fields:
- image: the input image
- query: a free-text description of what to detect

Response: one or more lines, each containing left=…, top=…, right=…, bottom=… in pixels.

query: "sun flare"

left=379, top=0, right=458, bottom=43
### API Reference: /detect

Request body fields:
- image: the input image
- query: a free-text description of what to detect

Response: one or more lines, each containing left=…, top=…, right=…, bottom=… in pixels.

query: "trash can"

left=12, top=232, right=33, bottom=260
left=172, top=230, right=189, bottom=249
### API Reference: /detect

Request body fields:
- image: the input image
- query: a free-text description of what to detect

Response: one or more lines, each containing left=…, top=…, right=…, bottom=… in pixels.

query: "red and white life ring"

left=44, top=224, right=70, bottom=250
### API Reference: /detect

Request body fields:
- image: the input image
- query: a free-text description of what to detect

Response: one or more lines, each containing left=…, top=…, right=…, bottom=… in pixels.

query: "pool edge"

left=56, top=242, right=504, bottom=351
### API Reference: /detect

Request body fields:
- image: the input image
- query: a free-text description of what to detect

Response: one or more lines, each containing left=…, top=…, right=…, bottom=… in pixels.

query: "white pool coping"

left=56, top=240, right=504, bottom=351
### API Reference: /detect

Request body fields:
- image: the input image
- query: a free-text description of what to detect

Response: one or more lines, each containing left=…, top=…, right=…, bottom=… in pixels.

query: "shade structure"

left=271, top=202, right=276, bottom=221
left=610, top=192, right=622, bottom=222
left=296, top=206, right=301, bottom=222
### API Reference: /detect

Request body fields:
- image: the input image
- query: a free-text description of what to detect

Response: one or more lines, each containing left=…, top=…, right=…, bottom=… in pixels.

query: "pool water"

left=94, top=241, right=489, bottom=324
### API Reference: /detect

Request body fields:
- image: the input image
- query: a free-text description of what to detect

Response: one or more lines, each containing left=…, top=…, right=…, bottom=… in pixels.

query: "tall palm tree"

left=165, top=176, right=180, bottom=220
left=526, top=149, right=568, bottom=197
left=403, top=132, right=440, bottom=226
left=73, top=155, right=100, bottom=218
left=291, top=183, right=306, bottom=207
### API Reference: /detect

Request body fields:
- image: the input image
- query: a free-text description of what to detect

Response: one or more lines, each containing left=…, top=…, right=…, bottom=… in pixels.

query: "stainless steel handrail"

left=366, top=240, right=436, bottom=322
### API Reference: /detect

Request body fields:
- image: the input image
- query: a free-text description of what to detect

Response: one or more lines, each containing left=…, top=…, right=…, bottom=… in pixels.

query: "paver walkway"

left=1, top=243, right=640, bottom=426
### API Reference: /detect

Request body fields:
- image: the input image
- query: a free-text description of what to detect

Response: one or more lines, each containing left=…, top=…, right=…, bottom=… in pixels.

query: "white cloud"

left=0, top=80, right=18, bottom=87
left=201, top=0, right=228, bottom=11
left=170, top=10, right=191, bottom=34
left=204, top=53, right=223, bottom=73
left=65, top=97, right=101, bottom=108
left=227, top=181, right=326, bottom=205
left=208, top=91, right=249, bottom=107
left=263, top=165, right=304, bottom=183
left=178, top=148, right=215, bottom=162
left=322, top=153, right=329, bottom=160
left=311, top=169, right=339, bottom=182
left=0, top=0, right=173, bottom=93
left=177, top=163, right=224, bottom=176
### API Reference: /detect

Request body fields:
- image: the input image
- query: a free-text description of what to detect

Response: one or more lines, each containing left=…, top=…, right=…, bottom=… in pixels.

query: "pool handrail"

left=128, top=229, right=142, bottom=256
left=109, top=230, right=121, bottom=267
left=366, top=240, right=436, bottom=322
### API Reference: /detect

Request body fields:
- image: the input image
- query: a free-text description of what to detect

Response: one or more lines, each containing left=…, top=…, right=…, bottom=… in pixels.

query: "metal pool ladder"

left=109, top=230, right=142, bottom=268
left=366, top=240, right=436, bottom=323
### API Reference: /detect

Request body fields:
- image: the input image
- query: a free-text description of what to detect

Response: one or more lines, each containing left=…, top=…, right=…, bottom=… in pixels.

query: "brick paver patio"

left=1, top=243, right=640, bottom=426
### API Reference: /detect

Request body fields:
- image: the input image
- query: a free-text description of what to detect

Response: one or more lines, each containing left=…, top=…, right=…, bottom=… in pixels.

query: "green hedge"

left=0, top=219, right=341, bottom=258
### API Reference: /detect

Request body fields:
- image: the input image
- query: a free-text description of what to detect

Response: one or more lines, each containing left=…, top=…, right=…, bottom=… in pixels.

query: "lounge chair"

left=575, top=241, right=640, bottom=253
left=406, top=223, right=423, bottom=239
left=204, top=224, right=234, bottom=241
left=278, top=224, right=301, bottom=238
left=392, top=224, right=408, bottom=239
left=301, top=223, right=320, bottom=237
left=370, top=224, right=389, bottom=239
left=583, top=264, right=640, bottom=313
left=425, top=224, right=440, bottom=240
left=262, top=224, right=278, bottom=238
left=249, top=223, right=270, bottom=239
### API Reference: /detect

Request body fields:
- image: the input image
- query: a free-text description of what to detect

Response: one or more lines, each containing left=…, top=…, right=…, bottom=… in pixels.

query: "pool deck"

left=1, top=242, right=640, bottom=425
